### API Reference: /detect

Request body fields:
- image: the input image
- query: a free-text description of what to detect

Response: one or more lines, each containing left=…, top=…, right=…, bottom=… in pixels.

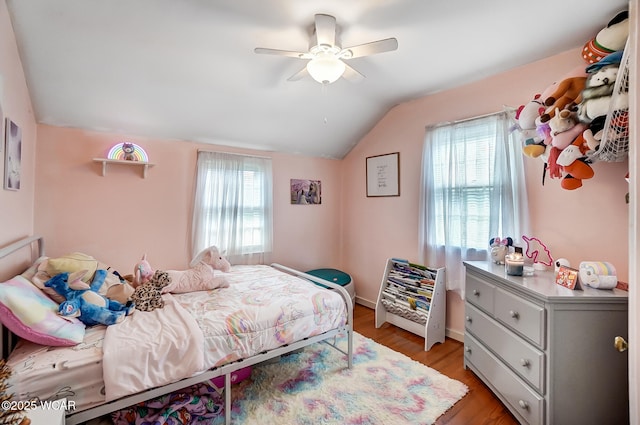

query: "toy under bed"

left=1, top=237, right=353, bottom=425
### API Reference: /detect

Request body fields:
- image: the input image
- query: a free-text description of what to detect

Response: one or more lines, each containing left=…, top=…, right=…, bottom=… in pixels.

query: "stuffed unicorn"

left=126, top=247, right=231, bottom=293
left=189, top=246, right=231, bottom=272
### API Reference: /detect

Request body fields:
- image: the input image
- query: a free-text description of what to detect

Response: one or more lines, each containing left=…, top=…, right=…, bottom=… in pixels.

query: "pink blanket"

left=103, top=294, right=205, bottom=401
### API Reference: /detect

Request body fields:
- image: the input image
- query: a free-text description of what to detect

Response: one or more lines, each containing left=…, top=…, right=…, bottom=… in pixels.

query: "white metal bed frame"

left=0, top=236, right=354, bottom=425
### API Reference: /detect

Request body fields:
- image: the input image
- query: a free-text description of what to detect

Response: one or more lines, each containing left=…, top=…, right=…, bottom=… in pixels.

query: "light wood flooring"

left=352, top=303, right=519, bottom=425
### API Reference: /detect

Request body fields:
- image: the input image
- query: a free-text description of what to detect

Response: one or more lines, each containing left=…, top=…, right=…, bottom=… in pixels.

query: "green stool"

left=306, top=268, right=355, bottom=304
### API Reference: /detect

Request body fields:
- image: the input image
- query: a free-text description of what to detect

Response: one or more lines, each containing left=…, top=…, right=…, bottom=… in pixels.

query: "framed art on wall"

left=4, top=118, right=22, bottom=191
left=366, top=152, right=399, bottom=197
left=290, top=179, right=321, bottom=204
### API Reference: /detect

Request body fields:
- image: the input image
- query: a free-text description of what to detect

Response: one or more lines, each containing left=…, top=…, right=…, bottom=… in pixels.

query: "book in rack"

left=375, top=258, right=445, bottom=351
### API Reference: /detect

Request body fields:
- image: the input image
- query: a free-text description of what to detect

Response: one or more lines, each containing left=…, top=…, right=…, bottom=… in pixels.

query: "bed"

left=0, top=236, right=353, bottom=425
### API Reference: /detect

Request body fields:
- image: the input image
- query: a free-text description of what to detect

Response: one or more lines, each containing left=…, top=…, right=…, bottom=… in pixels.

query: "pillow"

left=0, top=275, right=85, bottom=346
left=46, top=252, right=99, bottom=283
left=32, top=253, right=126, bottom=304
left=163, top=263, right=229, bottom=294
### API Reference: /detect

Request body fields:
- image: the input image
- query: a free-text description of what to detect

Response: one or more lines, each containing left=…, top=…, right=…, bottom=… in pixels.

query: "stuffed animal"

left=31, top=251, right=135, bottom=305
left=131, top=270, right=172, bottom=312
left=540, top=77, right=586, bottom=122
left=578, top=63, right=620, bottom=123
left=134, top=254, right=154, bottom=287
left=190, top=246, right=231, bottom=272
left=45, top=269, right=135, bottom=326
left=122, top=142, right=137, bottom=161
left=582, top=11, right=629, bottom=64
left=556, top=133, right=594, bottom=190
left=548, top=108, right=577, bottom=136
left=164, top=246, right=231, bottom=294
left=578, top=261, right=618, bottom=289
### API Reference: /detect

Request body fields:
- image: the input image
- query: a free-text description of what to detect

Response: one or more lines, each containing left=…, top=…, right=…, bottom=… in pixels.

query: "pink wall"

left=341, top=48, right=629, bottom=337
left=34, top=125, right=343, bottom=276
left=0, top=1, right=38, bottom=280
left=2, top=4, right=630, bottom=340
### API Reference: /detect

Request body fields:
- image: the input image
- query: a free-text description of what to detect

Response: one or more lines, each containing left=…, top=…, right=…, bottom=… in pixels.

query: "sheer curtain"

left=419, top=110, right=530, bottom=296
left=192, top=151, right=273, bottom=265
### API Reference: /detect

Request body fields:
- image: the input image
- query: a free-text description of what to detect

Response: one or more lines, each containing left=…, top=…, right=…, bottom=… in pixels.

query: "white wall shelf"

left=93, top=158, right=155, bottom=178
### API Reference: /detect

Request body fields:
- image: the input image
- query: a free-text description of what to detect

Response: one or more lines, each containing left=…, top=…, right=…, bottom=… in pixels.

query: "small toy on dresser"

left=578, top=261, right=618, bottom=289
left=489, top=237, right=513, bottom=265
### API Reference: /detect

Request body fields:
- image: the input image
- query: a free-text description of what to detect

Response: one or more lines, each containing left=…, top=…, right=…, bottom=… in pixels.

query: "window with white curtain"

left=192, top=151, right=273, bottom=265
left=419, top=111, right=530, bottom=295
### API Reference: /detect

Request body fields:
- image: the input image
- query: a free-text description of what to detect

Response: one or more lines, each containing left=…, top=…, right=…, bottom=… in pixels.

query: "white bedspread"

left=102, top=293, right=205, bottom=401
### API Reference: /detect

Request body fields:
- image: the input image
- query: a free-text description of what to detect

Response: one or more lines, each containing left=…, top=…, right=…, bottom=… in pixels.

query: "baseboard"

left=355, top=297, right=465, bottom=343
left=354, top=296, right=375, bottom=309
left=446, top=328, right=464, bottom=342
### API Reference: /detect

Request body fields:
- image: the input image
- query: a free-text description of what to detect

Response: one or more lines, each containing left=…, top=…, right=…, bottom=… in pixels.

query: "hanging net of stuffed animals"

left=586, top=38, right=630, bottom=163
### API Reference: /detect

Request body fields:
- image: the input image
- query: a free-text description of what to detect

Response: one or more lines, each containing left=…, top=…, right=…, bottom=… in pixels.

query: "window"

left=192, top=151, right=273, bottom=265
left=419, top=111, right=529, bottom=294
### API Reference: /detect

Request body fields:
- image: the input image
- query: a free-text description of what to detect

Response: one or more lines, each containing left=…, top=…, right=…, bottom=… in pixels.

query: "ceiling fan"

left=254, top=14, right=398, bottom=84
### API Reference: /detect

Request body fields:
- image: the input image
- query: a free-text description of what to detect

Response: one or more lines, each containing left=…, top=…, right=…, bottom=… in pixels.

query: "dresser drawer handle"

left=472, top=289, right=479, bottom=296
left=518, top=400, right=529, bottom=410
left=520, top=358, right=530, bottom=368
left=464, top=346, right=471, bottom=353
left=465, top=316, right=472, bottom=323
left=509, top=310, right=519, bottom=319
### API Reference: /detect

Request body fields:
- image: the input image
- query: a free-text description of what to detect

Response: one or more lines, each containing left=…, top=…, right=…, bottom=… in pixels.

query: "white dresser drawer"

left=465, top=333, right=544, bottom=425
left=466, top=272, right=495, bottom=314
left=465, top=302, right=545, bottom=393
left=494, top=286, right=545, bottom=348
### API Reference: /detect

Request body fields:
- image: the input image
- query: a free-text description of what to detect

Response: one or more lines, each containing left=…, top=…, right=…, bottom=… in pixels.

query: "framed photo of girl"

left=4, top=117, right=22, bottom=191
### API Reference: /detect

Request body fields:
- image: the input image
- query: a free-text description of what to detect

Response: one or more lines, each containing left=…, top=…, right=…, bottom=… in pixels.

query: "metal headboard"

left=0, top=235, right=45, bottom=359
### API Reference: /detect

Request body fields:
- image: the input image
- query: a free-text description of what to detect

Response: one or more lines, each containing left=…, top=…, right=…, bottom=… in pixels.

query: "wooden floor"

left=352, top=304, right=519, bottom=425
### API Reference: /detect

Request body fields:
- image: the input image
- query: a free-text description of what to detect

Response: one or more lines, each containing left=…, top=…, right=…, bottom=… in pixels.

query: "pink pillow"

left=163, top=263, right=229, bottom=294
left=0, top=276, right=85, bottom=346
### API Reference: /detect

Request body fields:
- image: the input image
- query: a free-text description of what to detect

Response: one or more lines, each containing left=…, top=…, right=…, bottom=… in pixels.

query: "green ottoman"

left=306, top=268, right=355, bottom=304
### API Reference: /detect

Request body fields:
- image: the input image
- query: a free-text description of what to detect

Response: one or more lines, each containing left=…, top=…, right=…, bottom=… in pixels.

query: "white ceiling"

left=6, top=0, right=629, bottom=159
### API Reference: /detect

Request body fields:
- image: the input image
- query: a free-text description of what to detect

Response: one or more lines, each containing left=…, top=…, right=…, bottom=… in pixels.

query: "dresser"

left=463, top=261, right=628, bottom=425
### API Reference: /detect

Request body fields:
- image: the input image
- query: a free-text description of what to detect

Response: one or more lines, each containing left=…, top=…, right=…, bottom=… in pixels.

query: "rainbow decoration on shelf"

left=107, top=142, right=149, bottom=162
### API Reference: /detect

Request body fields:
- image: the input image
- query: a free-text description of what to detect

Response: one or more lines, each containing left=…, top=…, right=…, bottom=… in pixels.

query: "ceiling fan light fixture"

left=306, top=53, right=345, bottom=84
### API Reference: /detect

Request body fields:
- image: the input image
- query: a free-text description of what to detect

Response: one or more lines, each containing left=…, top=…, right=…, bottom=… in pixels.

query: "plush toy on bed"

left=190, top=246, right=231, bottom=272
left=45, top=269, right=135, bottom=326
left=134, top=254, right=154, bottom=287
left=131, top=270, right=172, bottom=312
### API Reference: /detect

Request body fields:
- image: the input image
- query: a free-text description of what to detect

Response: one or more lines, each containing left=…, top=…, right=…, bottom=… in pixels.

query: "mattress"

left=6, top=264, right=347, bottom=412
left=174, top=265, right=347, bottom=367
left=7, top=325, right=107, bottom=411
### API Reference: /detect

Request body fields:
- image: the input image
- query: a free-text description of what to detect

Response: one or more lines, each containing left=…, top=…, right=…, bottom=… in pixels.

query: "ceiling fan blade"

left=287, top=66, right=309, bottom=82
left=254, top=47, right=312, bottom=59
left=342, top=63, right=365, bottom=82
left=341, top=37, right=398, bottom=59
left=314, top=14, right=336, bottom=47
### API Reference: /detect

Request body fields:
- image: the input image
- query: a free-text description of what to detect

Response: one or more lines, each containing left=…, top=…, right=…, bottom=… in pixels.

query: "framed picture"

left=4, top=118, right=22, bottom=191
left=366, top=152, right=400, bottom=197
left=555, top=265, right=581, bottom=290
left=290, top=179, right=321, bottom=204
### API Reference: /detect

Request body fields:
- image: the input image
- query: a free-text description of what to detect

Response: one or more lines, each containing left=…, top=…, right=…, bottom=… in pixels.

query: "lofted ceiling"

left=6, top=0, right=629, bottom=159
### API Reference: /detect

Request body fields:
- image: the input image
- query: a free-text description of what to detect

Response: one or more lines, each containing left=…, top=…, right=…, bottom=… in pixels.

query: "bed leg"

left=225, top=373, right=231, bottom=425
left=348, top=330, right=353, bottom=369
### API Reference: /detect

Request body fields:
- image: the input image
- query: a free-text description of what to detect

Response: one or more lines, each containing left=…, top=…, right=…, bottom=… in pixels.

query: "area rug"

left=111, top=332, right=468, bottom=425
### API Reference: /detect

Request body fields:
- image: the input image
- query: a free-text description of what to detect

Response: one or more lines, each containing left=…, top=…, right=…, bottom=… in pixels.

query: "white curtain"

left=192, top=151, right=273, bottom=265
left=419, top=110, right=530, bottom=296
